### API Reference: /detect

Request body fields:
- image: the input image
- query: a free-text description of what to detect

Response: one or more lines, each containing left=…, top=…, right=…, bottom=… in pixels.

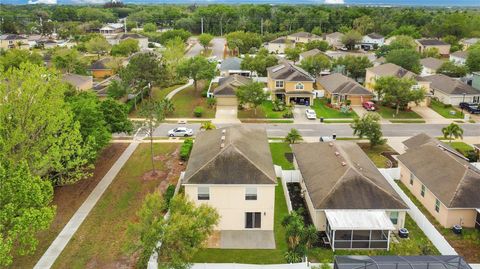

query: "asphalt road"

left=185, top=37, right=226, bottom=59
left=154, top=123, right=480, bottom=138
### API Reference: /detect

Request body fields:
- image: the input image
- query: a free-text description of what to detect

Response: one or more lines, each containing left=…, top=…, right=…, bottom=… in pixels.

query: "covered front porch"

left=325, top=210, right=395, bottom=251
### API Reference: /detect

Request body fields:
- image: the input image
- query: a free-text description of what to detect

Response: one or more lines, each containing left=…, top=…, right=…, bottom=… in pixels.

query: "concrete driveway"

left=211, top=37, right=226, bottom=59
left=213, top=105, right=241, bottom=124
left=411, top=106, right=451, bottom=124
left=293, top=105, right=316, bottom=124
left=351, top=106, right=389, bottom=123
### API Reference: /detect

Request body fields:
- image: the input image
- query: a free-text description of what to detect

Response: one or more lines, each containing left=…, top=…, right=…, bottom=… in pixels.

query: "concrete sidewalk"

left=34, top=142, right=140, bottom=269
left=165, top=79, right=194, bottom=100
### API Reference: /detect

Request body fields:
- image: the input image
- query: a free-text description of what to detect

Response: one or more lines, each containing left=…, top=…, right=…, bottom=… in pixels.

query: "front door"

left=245, top=212, right=261, bottom=229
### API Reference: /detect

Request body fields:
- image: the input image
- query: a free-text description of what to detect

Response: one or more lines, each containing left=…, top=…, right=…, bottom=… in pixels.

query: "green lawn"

left=270, top=143, right=294, bottom=170
left=192, top=178, right=289, bottom=264
left=311, top=99, right=357, bottom=119
left=237, top=101, right=286, bottom=119
left=169, top=84, right=216, bottom=118
left=130, top=83, right=185, bottom=117
left=358, top=143, right=397, bottom=168
left=52, top=144, right=180, bottom=269
left=429, top=100, right=464, bottom=119
left=376, top=105, right=422, bottom=119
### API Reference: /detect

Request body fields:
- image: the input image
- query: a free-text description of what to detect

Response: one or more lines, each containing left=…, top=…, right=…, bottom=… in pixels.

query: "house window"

left=421, top=185, right=426, bottom=197
left=474, top=96, right=480, bottom=103
left=197, top=187, right=210, bottom=200
left=245, top=187, right=257, bottom=200
left=409, top=173, right=414, bottom=185
left=435, top=199, right=440, bottom=213
left=390, top=212, right=399, bottom=225
left=411, top=85, right=421, bottom=91
left=295, top=83, right=304, bottom=90
left=245, top=212, right=261, bottom=228
left=275, top=80, right=284, bottom=88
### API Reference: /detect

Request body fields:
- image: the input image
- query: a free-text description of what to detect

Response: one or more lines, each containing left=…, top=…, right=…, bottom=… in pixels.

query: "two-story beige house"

left=0, top=34, right=29, bottom=50
left=398, top=134, right=480, bottom=229
left=183, top=126, right=277, bottom=249
left=287, top=32, right=322, bottom=44
left=415, top=39, right=451, bottom=57
left=267, top=63, right=316, bottom=105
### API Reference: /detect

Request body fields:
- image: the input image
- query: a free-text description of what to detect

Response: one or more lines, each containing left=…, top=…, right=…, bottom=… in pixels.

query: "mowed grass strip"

left=170, top=83, right=215, bottom=118
left=131, top=83, right=186, bottom=117
left=311, top=99, right=357, bottom=119
left=52, top=143, right=179, bottom=269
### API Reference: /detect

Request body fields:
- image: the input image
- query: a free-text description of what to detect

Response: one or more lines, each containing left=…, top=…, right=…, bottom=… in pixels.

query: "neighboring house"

left=292, top=141, right=408, bottom=251
left=316, top=73, right=374, bottom=105
left=372, top=56, right=386, bottom=67
left=334, top=255, right=472, bottom=269
left=266, top=37, right=294, bottom=54
left=287, top=32, right=322, bottom=44
left=420, top=57, right=444, bottom=76
left=460, top=38, right=479, bottom=50
left=325, top=32, right=344, bottom=49
left=473, top=72, right=480, bottom=91
left=267, top=62, right=315, bottom=105
left=449, top=51, right=468, bottom=66
left=99, top=23, right=124, bottom=36
left=0, top=34, right=29, bottom=49
left=299, top=48, right=324, bottom=62
left=210, top=74, right=252, bottom=106
left=398, top=133, right=480, bottom=229
left=90, top=58, right=114, bottom=79
left=360, top=33, right=385, bottom=50
left=219, top=57, right=251, bottom=77
left=420, top=74, right=480, bottom=105
left=183, top=126, right=277, bottom=248
left=62, top=73, right=93, bottom=91
left=40, top=39, right=58, bottom=49
left=108, top=33, right=149, bottom=50
left=415, top=39, right=451, bottom=57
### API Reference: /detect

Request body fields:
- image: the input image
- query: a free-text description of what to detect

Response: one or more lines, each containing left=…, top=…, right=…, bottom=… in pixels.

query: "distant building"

left=460, top=38, right=479, bottom=50
left=325, top=32, right=344, bottom=49
left=415, top=39, right=451, bottom=57
left=360, top=33, right=385, bottom=50
left=286, top=32, right=322, bottom=44
left=316, top=73, right=374, bottom=106
left=0, top=34, right=29, bottom=50
left=62, top=73, right=93, bottom=91
left=420, top=57, right=445, bottom=76
left=210, top=74, right=252, bottom=106
left=100, top=23, right=124, bottom=36
left=218, top=57, right=250, bottom=77
left=107, top=33, right=149, bottom=50
left=266, top=37, right=294, bottom=54
left=449, top=50, right=468, bottom=66
left=299, top=48, right=325, bottom=62
left=420, top=74, right=480, bottom=105
left=90, top=58, right=115, bottom=79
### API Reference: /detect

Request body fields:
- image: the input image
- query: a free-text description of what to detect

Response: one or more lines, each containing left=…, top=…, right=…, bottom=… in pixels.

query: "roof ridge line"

left=230, top=142, right=277, bottom=184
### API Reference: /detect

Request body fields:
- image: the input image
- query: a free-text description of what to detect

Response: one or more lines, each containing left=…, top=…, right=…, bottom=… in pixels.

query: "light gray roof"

left=213, top=74, right=251, bottom=96
left=398, top=136, right=480, bottom=208
left=62, top=73, right=93, bottom=88
left=0, top=34, right=26, bottom=40
left=366, top=33, right=384, bottom=40
left=269, top=37, right=289, bottom=44
left=289, top=32, right=320, bottom=38
left=267, top=63, right=315, bottom=82
left=300, top=49, right=323, bottom=59
left=219, top=57, right=242, bottom=72
left=183, top=126, right=276, bottom=185
left=292, top=142, right=408, bottom=210
left=116, top=33, right=147, bottom=40
left=326, top=32, right=344, bottom=39
left=367, top=63, right=417, bottom=79
left=420, top=57, right=444, bottom=71
left=462, top=38, right=479, bottom=45
left=451, top=50, right=468, bottom=59
left=422, top=74, right=480, bottom=95
left=317, top=73, right=373, bottom=96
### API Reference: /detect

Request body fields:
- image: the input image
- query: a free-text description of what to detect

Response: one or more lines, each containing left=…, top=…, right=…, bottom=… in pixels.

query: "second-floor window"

left=198, top=187, right=210, bottom=200
left=409, top=173, right=414, bottom=185
left=421, top=185, right=426, bottom=197
left=245, top=187, right=257, bottom=200
left=275, top=80, right=284, bottom=88
left=435, top=199, right=440, bottom=213
left=295, top=83, right=304, bottom=90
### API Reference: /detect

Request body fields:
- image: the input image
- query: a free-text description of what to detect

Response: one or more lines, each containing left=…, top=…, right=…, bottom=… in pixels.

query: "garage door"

left=217, top=97, right=238, bottom=106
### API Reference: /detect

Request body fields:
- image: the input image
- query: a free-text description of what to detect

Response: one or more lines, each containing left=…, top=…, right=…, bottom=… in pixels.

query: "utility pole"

left=261, top=18, right=264, bottom=35
left=124, top=17, right=127, bottom=33
left=201, top=17, right=204, bottom=34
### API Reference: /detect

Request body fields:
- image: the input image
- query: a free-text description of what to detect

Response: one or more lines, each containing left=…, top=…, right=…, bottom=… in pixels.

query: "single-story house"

left=287, top=31, right=322, bottom=44
left=267, top=62, right=316, bottom=105
left=360, top=33, right=385, bottom=50
left=415, top=39, right=451, bottom=57
left=420, top=74, right=480, bottom=105
left=460, top=38, right=479, bottom=50
left=62, top=73, right=93, bottom=91
left=90, top=58, right=115, bottom=79
left=299, top=48, right=324, bottom=62
left=210, top=74, right=252, bottom=106
left=219, top=57, right=251, bottom=77
left=316, top=73, right=374, bottom=105
left=292, top=141, right=408, bottom=251
left=100, top=23, right=124, bottom=36
left=266, top=37, right=294, bottom=54
left=449, top=51, right=468, bottom=66
left=398, top=133, right=480, bottom=229
left=325, top=32, right=344, bottom=49
left=372, top=56, right=386, bottom=67
left=420, top=57, right=444, bottom=76
left=183, top=126, right=277, bottom=249
left=107, top=33, right=149, bottom=50
left=0, top=34, right=29, bottom=50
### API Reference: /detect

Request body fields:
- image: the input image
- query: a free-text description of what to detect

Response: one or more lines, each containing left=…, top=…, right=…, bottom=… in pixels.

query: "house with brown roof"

left=62, top=73, right=93, bottom=91
left=299, top=48, right=325, bottom=62
left=266, top=37, right=294, bottom=54
left=420, top=74, right=480, bottom=105
left=398, top=134, right=480, bottom=229
left=325, top=32, right=344, bottom=49
left=210, top=75, right=252, bottom=106
left=415, top=39, right=451, bottom=57
left=316, top=73, right=374, bottom=106
left=183, top=126, right=277, bottom=248
left=287, top=31, right=322, bottom=44
left=420, top=57, right=445, bottom=76
left=292, top=141, right=408, bottom=250
left=267, top=62, right=316, bottom=105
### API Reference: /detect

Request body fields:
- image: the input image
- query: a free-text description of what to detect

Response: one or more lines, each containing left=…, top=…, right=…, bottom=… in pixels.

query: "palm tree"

left=285, top=128, right=303, bottom=144
left=201, top=122, right=216, bottom=130
left=301, top=225, right=318, bottom=249
left=442, top=123, right=463, bottom=144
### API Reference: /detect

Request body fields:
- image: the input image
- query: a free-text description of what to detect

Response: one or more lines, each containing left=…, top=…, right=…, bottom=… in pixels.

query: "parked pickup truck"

left=459, top=102, right=480, bottom=114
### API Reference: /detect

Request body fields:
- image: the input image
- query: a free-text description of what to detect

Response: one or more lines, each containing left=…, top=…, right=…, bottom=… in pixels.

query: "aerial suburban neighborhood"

left=0, top=1, right=480, bottom=269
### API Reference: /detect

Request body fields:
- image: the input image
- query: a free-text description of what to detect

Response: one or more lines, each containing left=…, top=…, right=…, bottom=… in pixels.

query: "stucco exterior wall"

left=184, top=184, right=275, bottom=231
left=92, top=69, right=114, bottom=79
left=285, top=81, right=314, bottom=93
left=431, top=90, right=480, bottom=105
left=287, top=35, right=322, bottom=44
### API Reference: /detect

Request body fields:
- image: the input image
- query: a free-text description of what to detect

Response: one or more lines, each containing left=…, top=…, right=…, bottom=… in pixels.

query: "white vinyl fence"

left=191, top=262, right=308, bottom=269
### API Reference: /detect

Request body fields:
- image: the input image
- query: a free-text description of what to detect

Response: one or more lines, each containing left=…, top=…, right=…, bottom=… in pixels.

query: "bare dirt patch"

left=142, top=170, right=167, bottom=181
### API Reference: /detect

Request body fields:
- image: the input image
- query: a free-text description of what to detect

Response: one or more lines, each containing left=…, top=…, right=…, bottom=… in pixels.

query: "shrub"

left=201, top=90, right=208, bottom=98
left=207, top=98, right=216, bottom=108
left=180, top=138, right=194, bottom=161
left=283, top=109, right=293, bottom=118
left=163, top=184, right=176, bottom=209
left=272, top=99, right=285, bottom=111
left=345, top=99, right=351, bottom=106
left=193, top=106, right=203, bottom=117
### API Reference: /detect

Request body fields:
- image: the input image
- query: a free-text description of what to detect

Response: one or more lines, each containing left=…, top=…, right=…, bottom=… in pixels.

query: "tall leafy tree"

left=285, top=47, right=302, bottom=64
left=333, top=55, right=373, bottom=81
left=111, top=39, right=140, bottom=56
left=386, top=49, right=422, bottom=74
left=341, top=30, right=362, bottom=50
left=300, top=54, right=331, bottom=77
left=52, top=48, right=88, bottom=74
left=466, top=45, right=480, bottom=72
left=240, top=48, right=278, bottom=76
left=177, top=56, right=216, bottom=91
left=236, top=82, right=269, bottom=115
left=198, top=33, right=214, bottom=52
left=353, top=15, right=374, bottom=35
left=100, top=98, right=134, bottom=134
left=437, top=61, right=468, bottom=78
left=85, top=36, right=111, bottom=57
left=374, top=76, right=425, bottom=115
left=351, top=114, right=386, bottom=148
left=0, top=49, right=43, bottom=71
left=163, top=37, right=186, bottom=82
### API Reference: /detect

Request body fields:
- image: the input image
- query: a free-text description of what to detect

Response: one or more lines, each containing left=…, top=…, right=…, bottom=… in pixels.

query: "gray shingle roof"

left=270, top=37, right=289, bottom=44
left=62, top=73, right=92, bottom=88
left=300, top=49, right=323, bottom=59
left=451, top=50, right=468, bottom=59
left=90, top=58, right=113, bottom=70
left=367, top=33, right=384, bottom=39
left=292, top=142, right=408, bottom=210
left=420, top=57, right=445, bottom=71
left=219, top=57, right=242, bottom=72
left=213, top=74, right=251, bottom=96
left=267, top=63, right=315, bottom=82
left=317, top=73, right=373, bottom=96
left=0, top=34, right=26, bottom=40
left=289, top=32, right=320, bottom=38
left=117, top=33, right=146, bottom=40
left=183, top=126, right=276, bottom=185
left=326, top=32, right=344, bottom=39
left=367, top=63, right=417, bottom=79
left=417, top=39, right=449, bottom=46
left=422, top=74, right=480, bottom=95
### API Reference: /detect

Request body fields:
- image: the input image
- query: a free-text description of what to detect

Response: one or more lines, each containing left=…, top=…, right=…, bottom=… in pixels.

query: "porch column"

left=387, top=230, right=391, bottom=250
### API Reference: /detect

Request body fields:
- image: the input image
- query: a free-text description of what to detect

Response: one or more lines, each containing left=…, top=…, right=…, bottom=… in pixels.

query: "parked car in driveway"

left=459, top=102, right=480, bottom=114
left=362, top=101, right=376, bottom=111
left=305, top=109, right=317, bottom=119
left=168, top=127, right=194, bottom=137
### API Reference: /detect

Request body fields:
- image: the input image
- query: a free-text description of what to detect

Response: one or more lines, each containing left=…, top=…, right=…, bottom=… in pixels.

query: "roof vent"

left=222, top=129, right=226, bottom=134
left=334, top=151, right=340, bottom=156
left=341, top=161, right=347, bottom=166
left=220, top=143, right=225, bottom=148
left=221, top=135, right=225, bottom=141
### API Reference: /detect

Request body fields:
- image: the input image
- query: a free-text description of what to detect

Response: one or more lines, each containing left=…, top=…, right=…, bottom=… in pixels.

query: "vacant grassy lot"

left=170, top=83, right=215, bottom=118
left=429, top=100, right=464, bottom=119
left=270, top=143, right=294, bottom=170
left=8, top=144, right=129, bottom=269
left=130, top=83, right=186, bottom=117
left=238, top=101, right=286, bottom=119
left=376, top=105, right=422, bottom=119
left=358, top=143, right=397, bottom=168
left=311, top=99, right=357, bottom=119
left=52, top=143, right=181, bottom=269
left=397, top=181, right=480, bottom=262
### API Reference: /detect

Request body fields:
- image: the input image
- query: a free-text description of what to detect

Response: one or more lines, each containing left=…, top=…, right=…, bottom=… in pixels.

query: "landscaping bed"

left=237, top=101, right=288, bottom=119
left=311, top=99, right=357, bottom=119
left=358, top=143, right=398, bottom=168
left=429, top=100, right=464, bottom=119
left=169, top=82, right=215, bottom=118
left=286, top=183, right=313, bottom=226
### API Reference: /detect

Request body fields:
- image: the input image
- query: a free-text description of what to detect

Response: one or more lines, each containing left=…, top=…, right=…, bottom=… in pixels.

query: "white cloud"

left=325, top=0, right=345, bottom=4
left=28, top=0, right=57, bottom=4
left=71, top=0, right=109, bottom=3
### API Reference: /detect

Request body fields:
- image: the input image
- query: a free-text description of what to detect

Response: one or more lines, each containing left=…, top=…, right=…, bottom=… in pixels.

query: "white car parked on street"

left=305, top=109, right=317, bottom=120
left=168, top=127, right=194, bottom=137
